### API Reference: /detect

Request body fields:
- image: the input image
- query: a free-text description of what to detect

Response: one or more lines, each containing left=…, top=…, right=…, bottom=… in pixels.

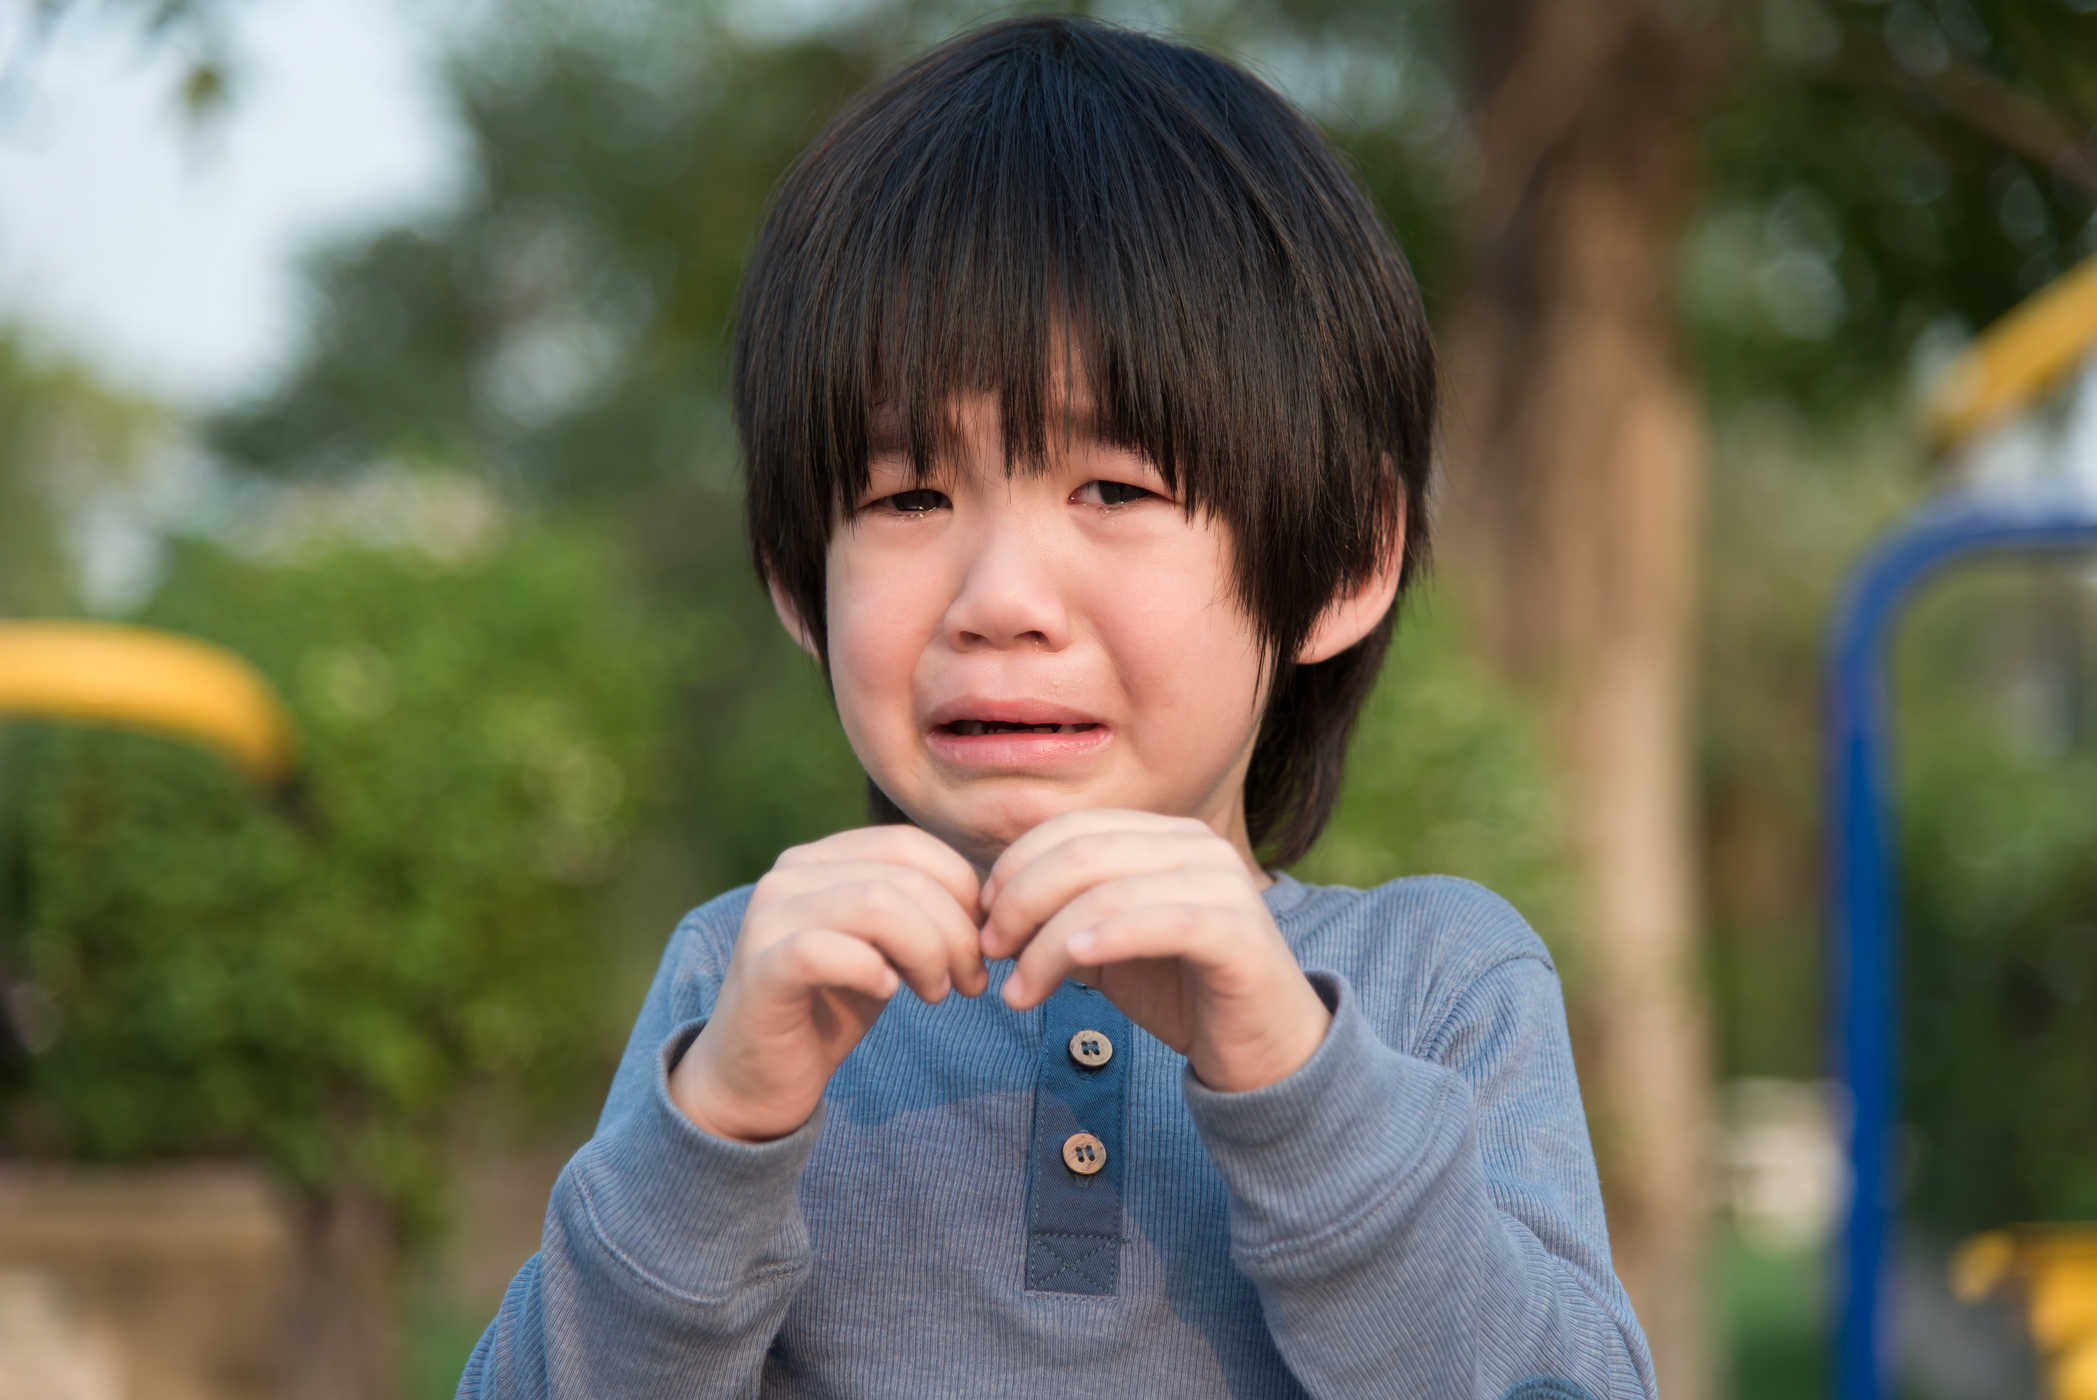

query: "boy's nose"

left=941, top=518, right=1072, bottom=651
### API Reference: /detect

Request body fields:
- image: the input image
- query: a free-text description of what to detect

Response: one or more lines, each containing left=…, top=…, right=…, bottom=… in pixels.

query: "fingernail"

left=1069, top=929, right=1098, bottom=958
left=1002, top=973, right=1025, bottom=1007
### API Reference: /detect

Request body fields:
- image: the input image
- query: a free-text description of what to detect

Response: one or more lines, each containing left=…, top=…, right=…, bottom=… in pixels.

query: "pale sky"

left=0, top=0, right=464, bottom=410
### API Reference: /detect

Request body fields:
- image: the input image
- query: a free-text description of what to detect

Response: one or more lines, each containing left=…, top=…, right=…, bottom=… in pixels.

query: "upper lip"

left=927, top=697, right=1104, bottom=729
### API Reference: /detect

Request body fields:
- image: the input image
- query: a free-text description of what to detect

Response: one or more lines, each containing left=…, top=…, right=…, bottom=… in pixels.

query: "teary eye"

left=1077, top=480, right=1156, bottom=507
left=878, top=488, right=949, bottom=514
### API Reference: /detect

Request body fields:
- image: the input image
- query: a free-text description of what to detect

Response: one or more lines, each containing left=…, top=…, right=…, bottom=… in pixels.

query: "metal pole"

left=1828, top=487, right=2097, bottom=1400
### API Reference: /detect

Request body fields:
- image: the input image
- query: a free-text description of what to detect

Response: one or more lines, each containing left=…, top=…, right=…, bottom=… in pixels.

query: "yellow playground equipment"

left=0, top=620, right=308, bottom=817
left=1953, top=1229, right=2097, bottom=1400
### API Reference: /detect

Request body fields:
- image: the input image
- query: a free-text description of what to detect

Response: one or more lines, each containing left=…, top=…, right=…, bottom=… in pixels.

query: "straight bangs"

left=735, top=16, right=1428, bottom=667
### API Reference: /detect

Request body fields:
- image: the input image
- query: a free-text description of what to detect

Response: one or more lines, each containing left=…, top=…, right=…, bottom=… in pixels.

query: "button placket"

left=1023, top=982, right=1132, bottom=1295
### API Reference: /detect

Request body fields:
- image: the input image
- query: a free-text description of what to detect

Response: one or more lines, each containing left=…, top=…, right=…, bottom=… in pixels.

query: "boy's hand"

left=979, top=810, right=1330, bottom=1094
left=670, top=826, right=987, bottom=1143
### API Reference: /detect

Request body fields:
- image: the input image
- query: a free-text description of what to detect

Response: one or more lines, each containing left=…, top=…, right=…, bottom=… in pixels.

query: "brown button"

left=1062, top=1132, right=1106, bottom=1175
left=1068, top=1029, right=1114, bottom=1068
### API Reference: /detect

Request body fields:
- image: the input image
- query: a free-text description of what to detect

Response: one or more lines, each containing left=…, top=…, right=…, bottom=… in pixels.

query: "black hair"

left=732, top=12, right=1437, bottom=866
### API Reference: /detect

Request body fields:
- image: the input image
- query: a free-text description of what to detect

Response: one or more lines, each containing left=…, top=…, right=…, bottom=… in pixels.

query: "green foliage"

left=1720, top=1226, right=1830, bottom=1400
left=561, top=469, right=868, bottom=900
left=1698, top=404, right=1935, bottom=1080
left=1893, top=560, right=2097, bottom=1232
left=1685, top=0, right=2097, bottom=415
left=3, top=511, right=697, bottom=1245
left=1301, top=579, right=1584, bottom=987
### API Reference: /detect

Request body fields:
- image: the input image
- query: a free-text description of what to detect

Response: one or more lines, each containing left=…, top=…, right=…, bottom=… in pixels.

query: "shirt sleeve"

left=1180, top=956, right=1658, bottom=1400
left=457, top=900, right=818, bottom=1399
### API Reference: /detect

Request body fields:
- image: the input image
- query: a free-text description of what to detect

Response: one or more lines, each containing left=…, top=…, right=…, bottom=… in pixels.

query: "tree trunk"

left=284, top=1187, right=397, bottom=1400
left=1441, top=4, right=1722, bottom=1395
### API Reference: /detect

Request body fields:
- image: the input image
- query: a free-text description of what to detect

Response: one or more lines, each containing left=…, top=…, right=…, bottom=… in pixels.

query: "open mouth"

left=939, top=721, right=1100, bottom=736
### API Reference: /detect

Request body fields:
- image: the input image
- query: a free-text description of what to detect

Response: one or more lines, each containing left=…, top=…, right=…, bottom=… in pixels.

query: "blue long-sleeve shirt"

left=459, top=871, right=1657, bottom=1398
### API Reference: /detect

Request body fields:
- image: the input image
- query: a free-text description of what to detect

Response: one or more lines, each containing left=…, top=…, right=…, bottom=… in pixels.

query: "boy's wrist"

left=668, top=1031, right=807, bottom=1144
left=1187, top=973, right=1334, bottom=1094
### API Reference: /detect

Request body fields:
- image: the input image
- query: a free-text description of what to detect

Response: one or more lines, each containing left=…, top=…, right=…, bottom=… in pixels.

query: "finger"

left=753, top=927, right=902, bottom=1004
left=775, top=825, right=982, bottom=922
left=1062, top=905, right=1238, bottom=980
left=982, top=809, right=1199, bottom=910
left=981, top=824, right=1225, bottom=959
left=752, top=861, right=987, bottom=995
left=1002, top=870, right=1223, bottom=1009
left=771, top=880, right=968, bottom=1002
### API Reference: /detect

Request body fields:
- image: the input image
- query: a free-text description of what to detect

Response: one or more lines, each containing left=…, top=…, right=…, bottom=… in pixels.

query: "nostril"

left=954, top=633, right=1059, bottom=653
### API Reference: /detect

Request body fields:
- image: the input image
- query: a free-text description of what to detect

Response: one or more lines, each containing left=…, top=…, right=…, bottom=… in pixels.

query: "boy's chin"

left=914, top=792, right=1089, bottom=868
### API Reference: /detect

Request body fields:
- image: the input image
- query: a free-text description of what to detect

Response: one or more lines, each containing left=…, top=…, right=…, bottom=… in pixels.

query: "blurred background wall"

left=2, top=1, right=2095, bottom=1396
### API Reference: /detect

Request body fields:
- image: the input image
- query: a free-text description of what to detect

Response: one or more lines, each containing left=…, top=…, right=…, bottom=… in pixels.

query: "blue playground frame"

left=1827, top=486, right=2097, bottom=1400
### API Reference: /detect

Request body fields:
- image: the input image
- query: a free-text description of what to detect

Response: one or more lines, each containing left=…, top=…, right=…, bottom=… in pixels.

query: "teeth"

left=947, top=721, right=1087, bottom=735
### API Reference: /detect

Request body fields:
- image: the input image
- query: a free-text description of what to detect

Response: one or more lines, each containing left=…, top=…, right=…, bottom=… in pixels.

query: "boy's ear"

left=1294, top=494, right=1405, bottom=666
left=767, top=575, right=821, bottom=661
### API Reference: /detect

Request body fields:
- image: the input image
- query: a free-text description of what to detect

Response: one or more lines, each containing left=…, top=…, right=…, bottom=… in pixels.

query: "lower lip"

left=926, top=725, right=1112, bottom=768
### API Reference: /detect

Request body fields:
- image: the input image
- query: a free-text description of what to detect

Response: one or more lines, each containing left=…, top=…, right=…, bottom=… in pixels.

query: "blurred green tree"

left=1894, top=560, right=2097, bottom=1234
left=1, top=503, right=698, bottom=1400
left=9, top=510, right=695, bottom=1223
left=1299, top=579, right=1583, bottom=979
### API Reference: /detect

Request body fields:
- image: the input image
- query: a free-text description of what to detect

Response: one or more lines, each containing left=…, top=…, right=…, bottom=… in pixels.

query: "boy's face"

left=794, top=390, right=1271, bottom=876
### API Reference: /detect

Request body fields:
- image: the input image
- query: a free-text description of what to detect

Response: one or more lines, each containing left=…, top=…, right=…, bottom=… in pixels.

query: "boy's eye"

left=874, top=488, right=949, bottom=514
left=1077, top=480, right=1157, bottom=507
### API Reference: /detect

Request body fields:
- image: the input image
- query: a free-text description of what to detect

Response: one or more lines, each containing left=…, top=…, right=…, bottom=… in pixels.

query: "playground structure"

left=1830, top=254, right=2097, bottom=1399
left=0, top=621, right=301, bottom=791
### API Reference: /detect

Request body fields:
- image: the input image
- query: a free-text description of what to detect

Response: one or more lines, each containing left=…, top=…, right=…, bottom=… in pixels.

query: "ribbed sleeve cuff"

left=1181, top=971, right=1468, bottom=1259
left=569, top=1017, right=822, bottom=1301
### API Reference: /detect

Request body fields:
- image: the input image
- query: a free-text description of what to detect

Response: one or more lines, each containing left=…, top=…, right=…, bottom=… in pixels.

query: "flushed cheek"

left=1098, top=561, right=1259, bottom=682
left=1092, top=584, right=1265, bottom=751
left=825, top=574, right=938, bottom=772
